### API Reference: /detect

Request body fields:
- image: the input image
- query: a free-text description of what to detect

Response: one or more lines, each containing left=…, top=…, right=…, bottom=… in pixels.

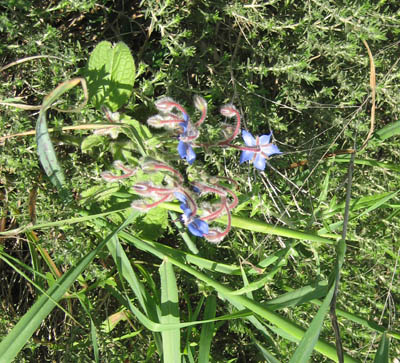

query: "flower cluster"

left=102, top=159, right=237, bottom=243
left=147, top=97, right=207, bottom=164
left=191, top=177, right=238, bottom=243
left=102, top=96, right=282, bottom=243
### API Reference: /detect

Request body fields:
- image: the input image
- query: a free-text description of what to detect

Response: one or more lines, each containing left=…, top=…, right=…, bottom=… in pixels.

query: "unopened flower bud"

left=220, top=104, right=238, bottom=118
left=154, top=97, right=177, bottom=112
left=194, top=95, right=207, bottom=112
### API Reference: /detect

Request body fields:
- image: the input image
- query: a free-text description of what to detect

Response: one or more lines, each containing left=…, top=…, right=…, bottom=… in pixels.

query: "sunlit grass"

left=1, top=1, right=400, bottom=362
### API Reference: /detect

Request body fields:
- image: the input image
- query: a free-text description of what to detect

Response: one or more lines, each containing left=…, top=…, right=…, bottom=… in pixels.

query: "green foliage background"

left=1, top=0, right=399, bottom=361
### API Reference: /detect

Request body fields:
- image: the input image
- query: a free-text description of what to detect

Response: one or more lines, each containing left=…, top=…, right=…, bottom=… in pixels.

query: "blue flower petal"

left=253, top=153, right=266, bottom=170
left=183, top=112, right=189, bottom=123
left=178, top=140, right=187, bottom=159
left=240, top=150, right=254, bottom=164
left=186, top=144, right=196, bottom=164
left=174, top=192, right=187, bottom=203
left=178, top=140, right=196, bottom=164
left=188, top=218, right=209, bottom=237
left=192, top=186, right=201, bottom=194
left=242, top=130, right=256, bottom=147
left=179, top=121, right=188, bottom=133
left=174, top=192, right=192, bottom=216
left=262, top=144, right=282, bottom=157
left=259, top=133, right=272, bottom=145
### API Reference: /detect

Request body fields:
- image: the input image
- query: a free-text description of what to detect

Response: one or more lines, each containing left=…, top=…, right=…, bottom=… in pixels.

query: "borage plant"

left=3, top=39, right=398, bottom=363
left=102, top=95, right=282, bottom=243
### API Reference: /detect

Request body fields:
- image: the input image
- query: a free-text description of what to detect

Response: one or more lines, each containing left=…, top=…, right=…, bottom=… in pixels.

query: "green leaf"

left=137, top=207, right=168, bottom=240
left=266, top=280, right=329, bottom=310
left=87, top=41, right=135, bottom=111
left=81, top=133, right=107, bottom=152
left=289, top=284, right=335, bottom=363
left=0, top=211, right=137, bottom=362
left=36, top=78, right=87, bottom=194
left=198, top=295, right=216, bottom=363
left=159, top=259, right=181, bottom=363
left=375, top=121, right=400, bottom=141
left=373, top=332, right=389, bottom=363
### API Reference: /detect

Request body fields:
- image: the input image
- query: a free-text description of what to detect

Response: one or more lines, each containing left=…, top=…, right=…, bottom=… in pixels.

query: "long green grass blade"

left=161, top=202, right=336, bottom=244
left=335, top=156, right=400, bottom=172
left=198, top=295, right=217, bottom=363
left=122, top=232, right=359, bottom=362
left=107, top=235, right=147, bottom=312
left=0, top=211, right=136, bottom=362
left=375, top=121, right=400, bottom=141
left=373, top=332, right=389, bottom=363
left=2, top=203, right=338, bottom=246
left=289, top=284, right=335, bottom=362
left=159, top=259, right=180, bottom=363
left=284, top=287, right=400, bottom=340
left=267, top=280, right=329, bottom=310
left=78, top=294, right=99, bottom=363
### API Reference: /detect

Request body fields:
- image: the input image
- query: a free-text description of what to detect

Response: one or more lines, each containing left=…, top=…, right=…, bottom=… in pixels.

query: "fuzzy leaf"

left=87, top=41, right=135, bottom=111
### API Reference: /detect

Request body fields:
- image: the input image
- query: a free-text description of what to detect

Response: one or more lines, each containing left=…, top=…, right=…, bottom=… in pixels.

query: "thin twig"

left=0, top=124, right=118, bottom=143
left=0, top=55, right=69, bottom=72
left=288, top=148, right=355, bottom=169
left=360, top=39, right=376, bottom=150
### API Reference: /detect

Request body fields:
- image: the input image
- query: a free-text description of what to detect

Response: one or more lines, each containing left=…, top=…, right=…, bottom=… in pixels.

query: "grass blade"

left=373, top=332, right=389, bottom=363
left=198, top=295, right=217, bottom=363
left=0, top=211, right=136, bottom=362
left=159, top=259, right=181, bottom=363
left=107, top=235, right=147, bottom=312
left=289, top=284, right=335, bottom=363
left=252, top=338, right=280, bottom=363
left=122, top=232, right=359, bottom=362
left=266, top=280, right=329, bottom=310
left=375, top=121, right=400, bottom=141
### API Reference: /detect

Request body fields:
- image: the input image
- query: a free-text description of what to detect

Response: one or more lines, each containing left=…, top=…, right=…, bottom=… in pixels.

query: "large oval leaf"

left=87, top=41, right=135, bottom=111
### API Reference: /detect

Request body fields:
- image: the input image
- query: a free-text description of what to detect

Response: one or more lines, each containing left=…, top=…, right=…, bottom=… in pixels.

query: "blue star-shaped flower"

left=174, top=192, right=209, bottom=237
left=240, top=130, right=282, bottom=171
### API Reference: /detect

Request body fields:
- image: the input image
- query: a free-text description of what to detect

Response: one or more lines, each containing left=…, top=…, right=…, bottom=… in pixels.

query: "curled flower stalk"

left=147, top=97, right=208, bottom=165
left=93, top=106, right=122, bottom=139
left=193, top=95, right=208, bottom=127
left=218, top=104, right=241, bottom=146
left=141, top=159, right=185, bottom=184
left=101, top=160, right=137, bottom=182
left=192, top=179, right=237, bottom=243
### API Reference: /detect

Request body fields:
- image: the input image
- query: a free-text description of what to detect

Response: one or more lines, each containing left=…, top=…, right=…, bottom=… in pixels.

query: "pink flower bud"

left=220, top=104, right=238, bottom=118
left=194, top=95, right=207, bottom=112
left=154, top=97, right=177, bottom=112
